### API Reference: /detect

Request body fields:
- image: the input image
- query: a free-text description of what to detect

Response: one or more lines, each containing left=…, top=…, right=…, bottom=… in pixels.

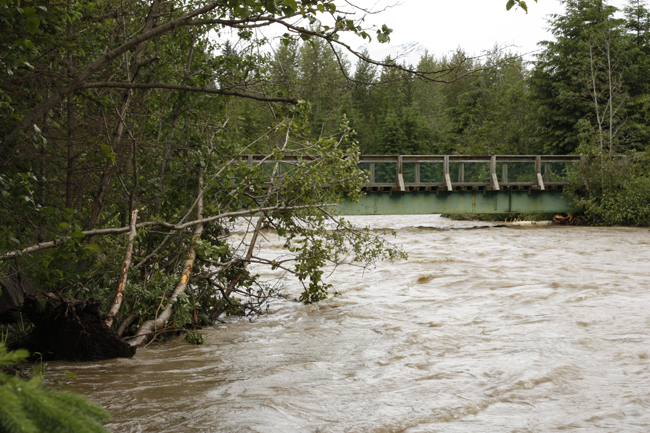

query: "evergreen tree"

left=446, top=52, right=534, bottom=155
left=399, top=105, right=435, bottom=154
left=412, top=53, right=448, bottom=149
left=377, top=109, right=406, bottom=154
left=297, top=36, right=349, bottom=138
left=349, top=50, right=378, bottom=151
left=376, top=105, right=433, bottom=154
left=0, top=344, right=109, bottom=432
left=528, top=0, right=625, bottom=154
left=622, top=0, right=650, bottom=149
left=272, top=39, right=300, bottom=93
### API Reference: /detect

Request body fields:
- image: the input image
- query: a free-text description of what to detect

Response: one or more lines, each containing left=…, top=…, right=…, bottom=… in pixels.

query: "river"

left=50, top=215, right=650, bottom=432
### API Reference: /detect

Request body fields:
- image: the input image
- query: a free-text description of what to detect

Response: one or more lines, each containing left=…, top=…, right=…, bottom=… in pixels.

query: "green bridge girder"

left=336, top=190, right=581, bottom=215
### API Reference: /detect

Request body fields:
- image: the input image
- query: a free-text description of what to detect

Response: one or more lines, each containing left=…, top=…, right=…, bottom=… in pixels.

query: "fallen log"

left=553, top=213, right=577, bottom=225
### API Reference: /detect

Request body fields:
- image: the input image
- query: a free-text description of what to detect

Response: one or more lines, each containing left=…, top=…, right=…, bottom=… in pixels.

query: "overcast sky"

left=332, top=0, right=630, bottom=61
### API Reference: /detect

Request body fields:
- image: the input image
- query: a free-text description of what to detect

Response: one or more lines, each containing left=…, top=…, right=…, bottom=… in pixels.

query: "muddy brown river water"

left=50, top=215, right=650, bottom=432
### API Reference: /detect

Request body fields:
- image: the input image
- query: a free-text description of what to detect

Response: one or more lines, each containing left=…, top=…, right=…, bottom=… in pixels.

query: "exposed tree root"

left=23, top=295, right=135, bottom=361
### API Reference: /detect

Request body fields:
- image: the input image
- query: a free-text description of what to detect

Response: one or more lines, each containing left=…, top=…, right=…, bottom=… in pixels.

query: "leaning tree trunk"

left=128, top=175, right=204, bottom=348
left=105, top=209, right=138, bottom=328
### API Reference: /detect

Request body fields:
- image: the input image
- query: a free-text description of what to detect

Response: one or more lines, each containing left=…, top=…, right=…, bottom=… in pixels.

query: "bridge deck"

left=240, top=155, right=583, bottom=214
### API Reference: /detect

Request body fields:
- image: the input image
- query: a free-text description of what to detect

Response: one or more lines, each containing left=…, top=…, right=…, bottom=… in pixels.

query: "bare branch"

left=270, top=18, right=502, bottom=84
left=80, top=82, right=302, bottom=104
left=0, top=204, right=332, bottom=261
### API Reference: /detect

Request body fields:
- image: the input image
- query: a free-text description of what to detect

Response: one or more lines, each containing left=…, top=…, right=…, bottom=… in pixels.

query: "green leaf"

left=263, top=0, right=277, bottom=14
left=85, top=243, right=100, bottom=253
left=26, top=16, right=40, bottom=33
left=282, top=0, right=297, bottom=14
left=506, top=0, right=515, bottom=10
left=70, top=231, right=85, bottom=238
left=59, top=222, right=70, bottom=230
left=99, top=142, right=116, bottom=164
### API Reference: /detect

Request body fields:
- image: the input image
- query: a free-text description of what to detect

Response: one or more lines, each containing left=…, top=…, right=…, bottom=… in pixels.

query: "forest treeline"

left=262, top=0, right=650, bottom=157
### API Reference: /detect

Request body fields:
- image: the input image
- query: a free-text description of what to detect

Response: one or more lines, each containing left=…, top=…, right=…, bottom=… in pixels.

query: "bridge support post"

left=397, top=155, right=405, bottom=192
left=535, top=156, right=545, bottom=191
left=490, top=155, right=500, bottom=191
left=444, top=155, right=453, bottom=191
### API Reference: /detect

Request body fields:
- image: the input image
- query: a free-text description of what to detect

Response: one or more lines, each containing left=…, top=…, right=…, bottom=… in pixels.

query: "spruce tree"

left=622, top=0, right=650, bottom=150
left=0, top=344, right=109, bottom=433
left=528, top=0, right=624, bottom=154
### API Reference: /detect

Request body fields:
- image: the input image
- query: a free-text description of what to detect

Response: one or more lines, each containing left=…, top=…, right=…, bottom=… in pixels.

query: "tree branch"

left=80, top=82, right=301, bottom=104
left=0, top=204, right=332, bottom=261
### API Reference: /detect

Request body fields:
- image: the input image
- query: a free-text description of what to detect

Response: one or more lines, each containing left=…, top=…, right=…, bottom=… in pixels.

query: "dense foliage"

left=0, top=0, right=412, bottom=352
left=0, top=0, right=421, bottom=359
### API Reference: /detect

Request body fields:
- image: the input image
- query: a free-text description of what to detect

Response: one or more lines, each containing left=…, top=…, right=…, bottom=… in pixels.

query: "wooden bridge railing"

left=240, top=155, right=583, bottom=192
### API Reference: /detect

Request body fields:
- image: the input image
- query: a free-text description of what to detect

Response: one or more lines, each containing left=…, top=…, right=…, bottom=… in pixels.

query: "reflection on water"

left=51, top=215, right=650, bottom=432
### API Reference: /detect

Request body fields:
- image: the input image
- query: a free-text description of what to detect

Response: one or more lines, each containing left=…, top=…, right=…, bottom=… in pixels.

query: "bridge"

left=242, top=155, right=583, bottom=215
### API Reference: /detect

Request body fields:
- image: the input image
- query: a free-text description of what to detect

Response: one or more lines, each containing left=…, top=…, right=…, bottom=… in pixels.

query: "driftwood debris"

left=553, top=213, right=577, bottom=225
